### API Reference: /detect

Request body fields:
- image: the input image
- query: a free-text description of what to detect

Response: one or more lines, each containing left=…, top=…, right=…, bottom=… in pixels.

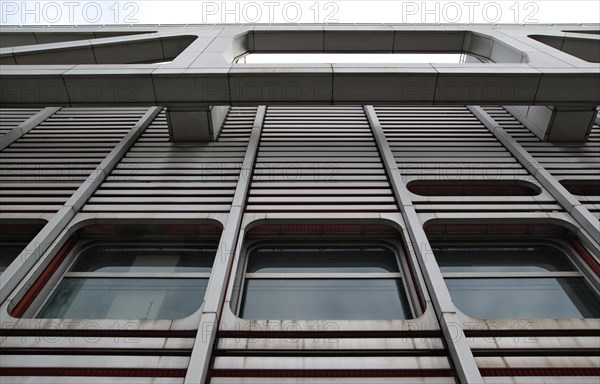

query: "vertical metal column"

left=0, top=106, right=163, bottom=304
left=184, top=106, right=266, bottom=384
left=364, top=105, right=483, bottom=384
left=469, top=106, right=600, bottom=245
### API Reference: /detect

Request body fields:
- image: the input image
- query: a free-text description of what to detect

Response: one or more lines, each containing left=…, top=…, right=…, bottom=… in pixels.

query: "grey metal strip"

left=0, top=106, right=162, bottom=304
left=364, top=105, right=482, bottom=384
left=468, top=106, right=600, bottom=245
left=0, top=107, right=61, bottom=150
left=184, top=105, right=266, bottom=384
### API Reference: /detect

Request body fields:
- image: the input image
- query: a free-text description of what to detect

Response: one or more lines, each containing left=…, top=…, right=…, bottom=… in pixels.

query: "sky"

left=1, top=0, right=599, bottom=25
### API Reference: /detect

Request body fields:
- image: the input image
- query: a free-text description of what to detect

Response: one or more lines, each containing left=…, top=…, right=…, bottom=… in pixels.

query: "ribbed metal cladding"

left=217, top=107, right=256, bottom=141
left=246, top=106, right=396, bottom=213
left=83, top=107, right=256, bottom=213
left=211, top=336, right=454, bottom=383
left=0, top=107, right=147, bottom=213
left=0, top=108, right=41, bottom=136
left=373, top=106, right=561, bottom=214
left=470, top=334, right=600, bottom=383
left=484, top=106, right=600, bottom=220
left=0, top=334, right=193, bottom=382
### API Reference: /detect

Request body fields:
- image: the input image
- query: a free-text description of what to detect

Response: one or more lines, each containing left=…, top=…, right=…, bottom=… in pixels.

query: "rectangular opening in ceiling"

left=238, top=53, right=484, bottom=64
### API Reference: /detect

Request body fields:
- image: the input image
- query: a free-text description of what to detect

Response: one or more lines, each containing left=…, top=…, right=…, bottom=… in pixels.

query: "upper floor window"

left=36, top=242, right=216, bottom=320
left=36, top=243, right=216, bottom=320
left=432, top=243, right=600, bottom=319
left=10, top=223, right=223, bottom=320
left=238, top=243, right=415, bottom=320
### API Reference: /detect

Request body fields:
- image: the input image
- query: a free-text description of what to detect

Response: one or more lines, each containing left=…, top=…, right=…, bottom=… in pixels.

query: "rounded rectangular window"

left=432, top=244, right=600, bottom=319
left=238, top=244, right=414, bottom=320
left=36, top=243, right=216, bottom=320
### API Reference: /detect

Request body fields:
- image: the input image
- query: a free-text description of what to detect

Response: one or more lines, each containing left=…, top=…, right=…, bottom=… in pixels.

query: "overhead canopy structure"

left=1, top=24, right=599, bottom=141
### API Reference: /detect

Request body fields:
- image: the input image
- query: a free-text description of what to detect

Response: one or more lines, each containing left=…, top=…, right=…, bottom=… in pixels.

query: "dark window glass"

left=407, top=181, right=539, bottom=196
left=0, top=243, right=28, bottom=273
left=560, top=181, right=600, bottom=196
left=446, top=278, right=600, bottom=319
left=38, top=278, right=208, bottom=320
left=240, top=279, right=411, bottom=320
left=70, top=244, right=216, bottom=273
left=247, top=246, right=399, bottom=273
left=36, top=242, right=216, bottom=319
left=433, top=245, right=575, bottom=272
left=240, top=244, right=413, bottom=320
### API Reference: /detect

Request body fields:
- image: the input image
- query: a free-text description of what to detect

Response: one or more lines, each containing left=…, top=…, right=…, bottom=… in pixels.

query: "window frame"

left=431, top=239, right=600, bottom=319
left=234, top=239, right=418, bottom=320
left=28, top=239, right=217, bottom=320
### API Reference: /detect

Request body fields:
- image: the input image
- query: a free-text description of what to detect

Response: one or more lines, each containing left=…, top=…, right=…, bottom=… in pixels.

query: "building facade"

left=0, top=24, right=599, bottom=384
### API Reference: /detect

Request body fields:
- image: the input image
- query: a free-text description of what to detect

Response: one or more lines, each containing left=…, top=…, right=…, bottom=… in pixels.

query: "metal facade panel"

left=0, top=23, right=599, bottom=382
left=374, top=106, right=561, bottom=215
left=246, top=106, right=396, bottom=213
left=83, top=107, right=256, bottom=213
left=0, top=107, right=147, bottom=213
left=488, top=106, right=600, bottom=220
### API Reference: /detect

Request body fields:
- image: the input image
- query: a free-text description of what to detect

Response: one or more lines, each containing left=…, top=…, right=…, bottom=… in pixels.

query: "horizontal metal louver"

left=470, top=334, right=600, bottom=382
left=484, top=106, right=600, bottom=220
left=246, top=106, right=396, bottom=213
left=0, top=334, right=193, bottom=384
left=83, top=107, right=255, bottom=213
left=374, top=106, right=560, bottom=214
left=211, top=335, right=454, bottom=383
left=0, top=107, right=148, bottom=213
left=0, top=108, right=41, bottom=137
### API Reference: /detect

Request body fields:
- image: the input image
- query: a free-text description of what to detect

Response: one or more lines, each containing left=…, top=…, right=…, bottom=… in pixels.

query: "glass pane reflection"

left=433, top=245, right=575, bottom=272
left=38, top=278, right=208, bottom=320
left=240, top=279, right=412, bottom=320
left=70, top=244, right=216, bottom=273
left=446, top=278, right=600, bottom=319
left=247, top=246, right=399, bottom=273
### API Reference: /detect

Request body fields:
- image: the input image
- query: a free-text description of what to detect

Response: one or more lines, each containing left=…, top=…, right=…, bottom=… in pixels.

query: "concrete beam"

left=505, top=105, right=597, bottom=142
left=1, top=25, right=600, bottom=108
left=3, top=64, right=598, bottom=106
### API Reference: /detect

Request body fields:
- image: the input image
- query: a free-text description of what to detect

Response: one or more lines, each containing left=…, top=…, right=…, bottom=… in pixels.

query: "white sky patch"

left=241, top=53, right=465, bottom=64
left=0, top=1, right=598, bottom=25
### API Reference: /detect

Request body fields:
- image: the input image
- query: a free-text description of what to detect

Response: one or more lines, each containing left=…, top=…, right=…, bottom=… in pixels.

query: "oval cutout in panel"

left=407, top=180, right=541, bottom=196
